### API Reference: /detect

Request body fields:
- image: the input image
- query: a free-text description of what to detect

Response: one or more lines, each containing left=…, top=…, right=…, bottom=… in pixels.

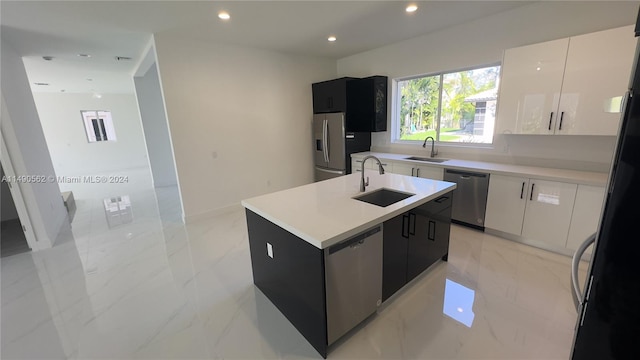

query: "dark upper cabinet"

left=312, top=76, right=388, bottom=132
left=312, top=77, right=356, bottom=114
left=346, top=76, right=387, bottom=132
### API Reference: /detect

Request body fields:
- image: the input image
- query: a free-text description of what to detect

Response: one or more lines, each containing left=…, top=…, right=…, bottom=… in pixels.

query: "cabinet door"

left=485, top=174, right=529, bottom=235
left=312, top=79, right=348, bottom=113
left=428, top=207, right=452, bottom=264
left=496, top=38, right=569, bottom=135
left=521, top=179, right=577, bottom=249
left=415, top=165, right=444, bottom=180
left=407, top=211, right=431, bottom=281
left=556, top=26, right=635, bottom=135
left=566, top=185, right=605, bottom=254
left=389, top=162, right=415, bottom=176
left=382, top=213, right=409, bottom=302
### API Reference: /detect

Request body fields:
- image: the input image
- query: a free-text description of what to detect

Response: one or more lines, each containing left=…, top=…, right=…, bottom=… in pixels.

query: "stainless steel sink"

left=353, top=188, right=415, bottom=207
left=404, top=156, right=449, bottom=163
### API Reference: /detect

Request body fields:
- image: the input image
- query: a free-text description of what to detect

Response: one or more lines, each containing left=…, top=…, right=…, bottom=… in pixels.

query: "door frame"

left=0, top=130, right=38, bottom=251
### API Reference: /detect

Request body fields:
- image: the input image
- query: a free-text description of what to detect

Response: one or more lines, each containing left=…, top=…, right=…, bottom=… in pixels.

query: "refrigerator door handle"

left=325, top=119, right=330, bottom=163
left=322, top=119, right=329, bottom=163
left=571, top=233, right=597, bottom=311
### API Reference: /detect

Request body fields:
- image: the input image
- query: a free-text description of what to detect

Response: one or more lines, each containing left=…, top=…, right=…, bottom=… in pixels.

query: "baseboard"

left=484, top=227, right=592, bottom=261
left=183, top=203, right=242, bottom=224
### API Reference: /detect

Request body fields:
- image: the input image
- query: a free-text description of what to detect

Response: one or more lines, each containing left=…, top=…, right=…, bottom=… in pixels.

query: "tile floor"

left=1, top=167, right=587, bottom=359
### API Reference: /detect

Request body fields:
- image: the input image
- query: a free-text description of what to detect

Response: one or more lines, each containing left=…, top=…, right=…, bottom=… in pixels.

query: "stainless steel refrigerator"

left=313, top=113, right=370, bottom=182
left=569, top=11, right=640, bottom=359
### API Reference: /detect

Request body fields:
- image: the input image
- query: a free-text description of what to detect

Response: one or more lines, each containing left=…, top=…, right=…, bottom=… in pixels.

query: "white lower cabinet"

left=351, top=157, right=390, bottom=173
left=521, top=179, right=577, bottom=249
left=485, top=174, right=579, bottom=251
left=388, top=162, right=444, bottom=180
left=565, top=185, right=606, bottom=254
left=485, top=174, right=529, bottom=235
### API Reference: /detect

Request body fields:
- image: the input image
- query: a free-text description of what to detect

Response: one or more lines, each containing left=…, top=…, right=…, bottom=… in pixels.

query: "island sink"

left=353, top=188, right=414, bottom=207
left=404, top=156, right=448, bottom=163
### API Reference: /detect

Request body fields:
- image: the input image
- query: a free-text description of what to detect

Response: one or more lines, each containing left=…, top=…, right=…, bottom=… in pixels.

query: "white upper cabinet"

left=557, top=26, right=635, bottom=135
left=497, top=25, right=635, bottom=136
left=497, top=38, right=568, bottom=135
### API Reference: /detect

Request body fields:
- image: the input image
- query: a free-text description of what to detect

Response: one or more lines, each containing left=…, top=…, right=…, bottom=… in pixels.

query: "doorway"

left=1, top=164, right=30, bottom=257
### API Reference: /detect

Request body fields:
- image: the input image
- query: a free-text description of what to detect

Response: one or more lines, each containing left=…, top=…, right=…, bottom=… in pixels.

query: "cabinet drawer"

left=415, top=193, right=452, bottom=215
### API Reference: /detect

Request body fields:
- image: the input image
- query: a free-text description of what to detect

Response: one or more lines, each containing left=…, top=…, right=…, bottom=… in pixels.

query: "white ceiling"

left=1, top=0, right=537, bottom=94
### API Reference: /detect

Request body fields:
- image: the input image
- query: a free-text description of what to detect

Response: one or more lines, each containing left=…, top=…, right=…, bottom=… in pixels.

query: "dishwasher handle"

left=444, top=169, right=488, bottom=178
left=328, top=226, right=381, bottom=254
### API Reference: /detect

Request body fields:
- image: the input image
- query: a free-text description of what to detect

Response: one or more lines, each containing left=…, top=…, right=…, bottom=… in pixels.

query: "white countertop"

left=241, top=173, right=456, bottom=249
left=352, top=151, right=609, bottom=186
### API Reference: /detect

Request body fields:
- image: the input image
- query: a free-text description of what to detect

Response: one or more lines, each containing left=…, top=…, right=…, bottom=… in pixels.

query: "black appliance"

left=570, top=11, right=640, bottom=359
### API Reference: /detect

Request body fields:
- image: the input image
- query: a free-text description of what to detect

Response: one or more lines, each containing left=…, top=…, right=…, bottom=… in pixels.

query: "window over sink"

left=393, top=64, right=500, bottom=145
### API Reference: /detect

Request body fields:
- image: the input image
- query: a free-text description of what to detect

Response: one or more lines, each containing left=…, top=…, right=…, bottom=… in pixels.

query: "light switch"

left=267, top=243, right=273, bottom=258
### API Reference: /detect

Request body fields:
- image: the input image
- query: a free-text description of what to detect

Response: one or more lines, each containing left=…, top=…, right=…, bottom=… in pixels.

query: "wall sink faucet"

left=360, top=155, right=385, bottom=192
left=422, top=136, right=438, bottom=158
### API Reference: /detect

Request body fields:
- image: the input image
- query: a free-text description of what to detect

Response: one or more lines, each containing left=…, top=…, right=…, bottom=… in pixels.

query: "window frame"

left=81, top=110, right=117, bottom=143
left=391, top=62, right=501, bottom=148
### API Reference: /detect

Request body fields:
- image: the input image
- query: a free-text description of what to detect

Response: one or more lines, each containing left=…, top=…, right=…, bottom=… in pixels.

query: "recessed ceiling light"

left=218, top=11, right=230, bottom=20
left=42, top=56, right=54, bottom=61
left=328, top=36, right=337, bottom=42
left=115, top=56, right=132, bottom=61
left=78, top=54, right=91, bottom=58
left=34, top=82, right=50, bottom=86
left=86, top=78, right=93, bottom=82
left=406, top=4, right=418, bottom=13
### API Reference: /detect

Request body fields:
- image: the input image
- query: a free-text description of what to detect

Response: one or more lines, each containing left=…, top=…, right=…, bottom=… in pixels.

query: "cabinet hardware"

left=428, top=220, right=436, bottom=241
left=548, top=112, right=554, bottom=131
left=402, top=215, right=409, bottom=238
left=530, top=183, right=535, bottom=201
left=411, top=168, right=415, bottom=176
left=409, top=213, right=416, bottom=236
left=520, top=182, right=525, bottom=199
left=559, top=111, right=565, bottom=130
left=435, top=196, right=448, bottom=203
left=416, top=168, right=420, bottom=177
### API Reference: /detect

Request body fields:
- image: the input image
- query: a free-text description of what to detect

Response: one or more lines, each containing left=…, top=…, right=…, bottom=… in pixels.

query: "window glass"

left=81, top=110, right=117, bottom=142
left=397, top=65, right=500, bottom=144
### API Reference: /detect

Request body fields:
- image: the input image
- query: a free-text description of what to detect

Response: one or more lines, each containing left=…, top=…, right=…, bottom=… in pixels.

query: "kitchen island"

left=241, top=172, right=456, bottom=357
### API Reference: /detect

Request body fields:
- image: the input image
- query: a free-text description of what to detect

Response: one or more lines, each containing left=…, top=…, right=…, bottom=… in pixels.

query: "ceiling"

left=1, top=1, right=535, bottom=94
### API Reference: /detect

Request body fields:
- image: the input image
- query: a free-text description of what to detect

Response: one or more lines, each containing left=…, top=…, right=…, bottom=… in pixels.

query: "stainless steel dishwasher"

left=324, top=225, right=382, bottom=345
left=443, top=169, right=490, bottom=230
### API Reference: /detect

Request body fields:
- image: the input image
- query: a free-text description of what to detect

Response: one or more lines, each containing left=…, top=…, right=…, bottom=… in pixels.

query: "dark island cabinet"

left=382, top=213, right=409, bottom=301
left=382, top=193, right=452, bottom=302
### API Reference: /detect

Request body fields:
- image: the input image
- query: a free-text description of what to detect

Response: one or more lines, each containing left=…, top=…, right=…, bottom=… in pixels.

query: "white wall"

left=154, top=33, right=336, bottom=220
left=1, top=37, right=68, bottom=249
left=134, top=63, right=178, bottom=187
left=338, top=1, right=640, bottom=172
left=32, top=93, right=149, bottom=180
left=1, top=166, right=20, bottom=221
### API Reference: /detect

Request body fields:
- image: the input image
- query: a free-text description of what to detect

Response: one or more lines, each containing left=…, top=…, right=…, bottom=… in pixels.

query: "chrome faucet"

left=360, top=155, right=385, bottom=192
left=422, top=136, right=438, bottom=158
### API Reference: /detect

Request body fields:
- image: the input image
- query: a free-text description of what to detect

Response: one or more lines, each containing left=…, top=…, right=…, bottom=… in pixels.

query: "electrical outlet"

left=267, top=243, right=273, bottom=258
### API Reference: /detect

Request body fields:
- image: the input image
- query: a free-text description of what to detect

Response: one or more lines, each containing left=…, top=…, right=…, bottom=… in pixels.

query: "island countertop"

left=241, top=173, right=456, bottom=249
